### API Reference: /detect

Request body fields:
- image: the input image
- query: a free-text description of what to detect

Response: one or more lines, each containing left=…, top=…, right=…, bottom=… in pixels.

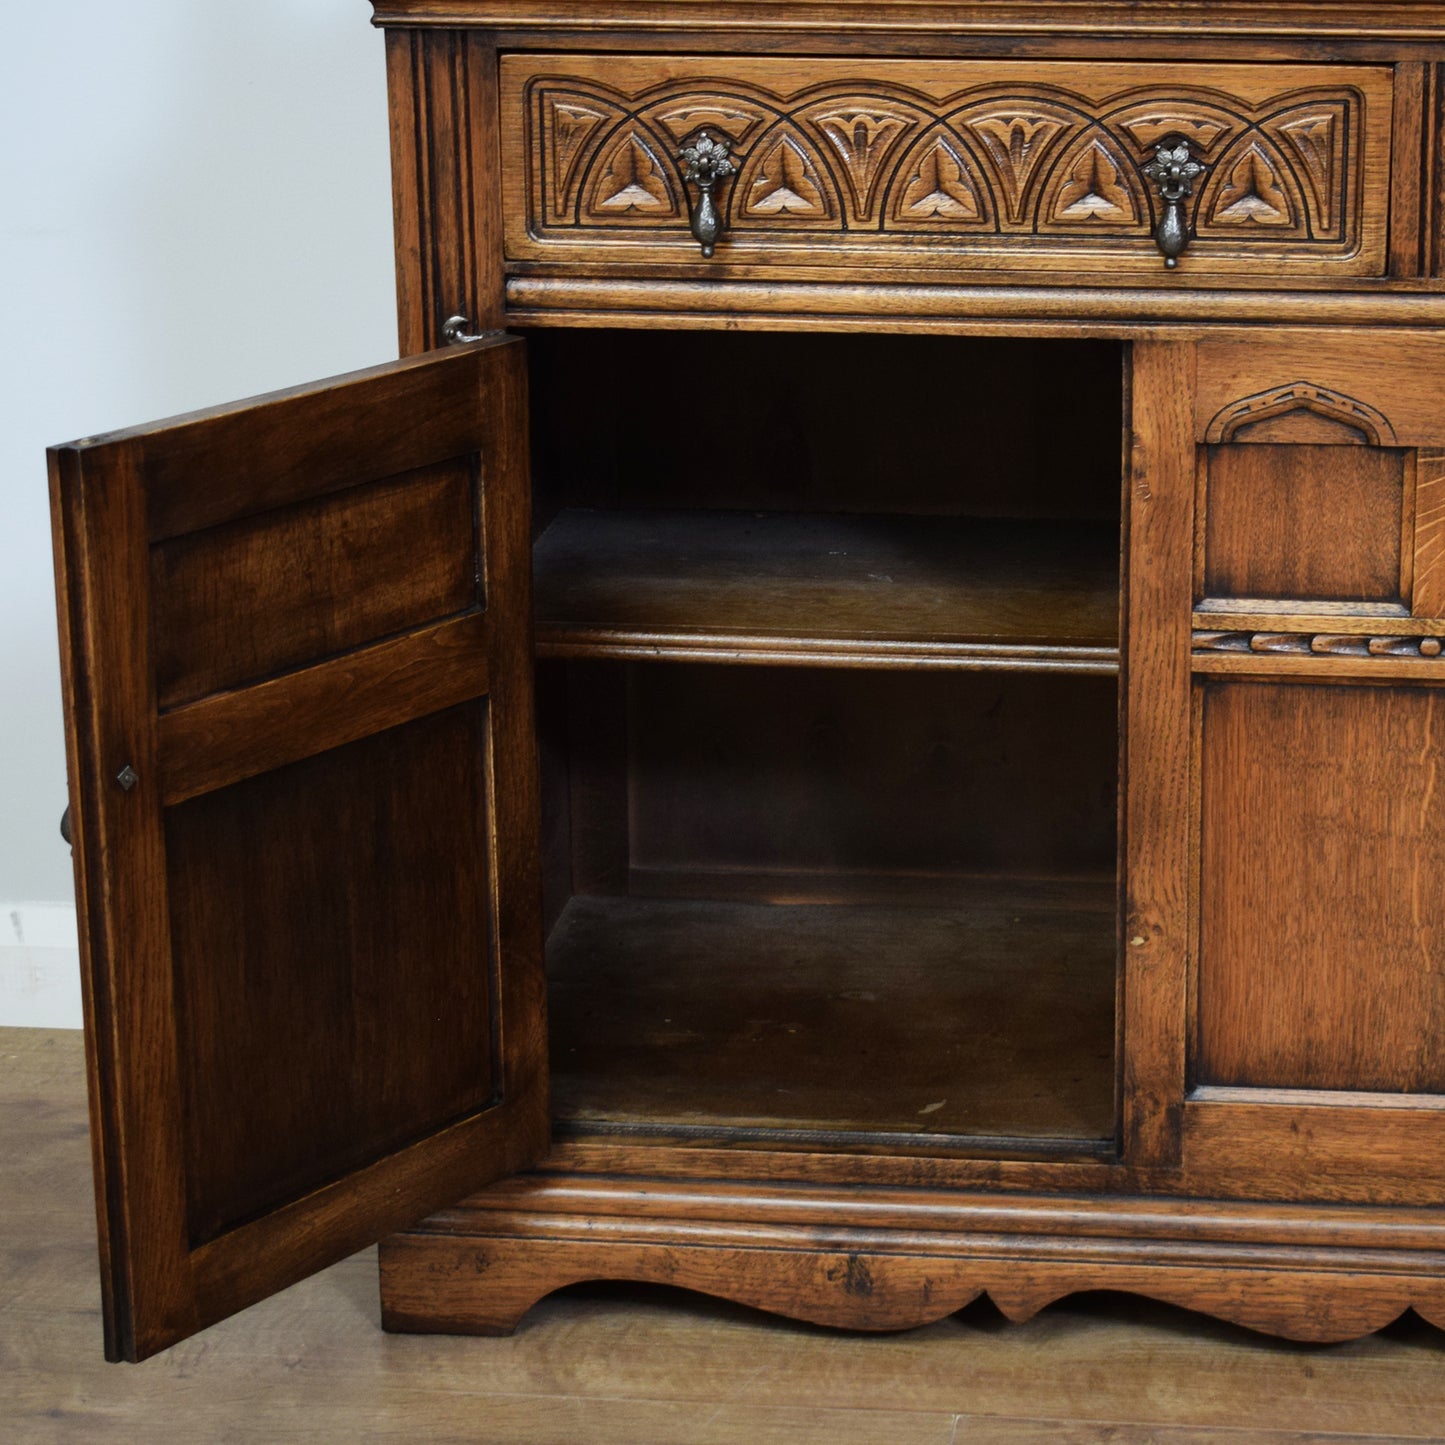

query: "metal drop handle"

left=1141, top=139, right=1206, bottom=269
left=678, top=132, right=735, bottom=259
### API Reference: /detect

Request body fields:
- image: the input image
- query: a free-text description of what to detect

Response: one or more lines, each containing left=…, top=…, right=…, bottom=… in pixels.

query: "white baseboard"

left=1, top=902, right=82, bottom=1029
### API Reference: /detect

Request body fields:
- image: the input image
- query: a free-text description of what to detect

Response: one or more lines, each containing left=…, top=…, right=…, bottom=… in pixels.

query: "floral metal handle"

left=1141, top=139, right=1206, bottom=269
left=678, top=132, right=735, bottom=258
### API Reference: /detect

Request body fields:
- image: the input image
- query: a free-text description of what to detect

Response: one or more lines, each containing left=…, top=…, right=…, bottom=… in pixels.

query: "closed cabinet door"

left=50, top=335, right=549, bottom=1360
left=1126, top=333, right=1445, bottom=1204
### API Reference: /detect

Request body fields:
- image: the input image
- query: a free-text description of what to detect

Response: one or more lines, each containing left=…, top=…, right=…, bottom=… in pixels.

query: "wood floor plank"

left=5, top=1027, right=1445, bottom=1442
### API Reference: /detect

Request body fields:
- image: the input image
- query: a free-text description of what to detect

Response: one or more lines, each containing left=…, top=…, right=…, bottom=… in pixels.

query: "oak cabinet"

left=48, top=1, right=1445, bottom=1362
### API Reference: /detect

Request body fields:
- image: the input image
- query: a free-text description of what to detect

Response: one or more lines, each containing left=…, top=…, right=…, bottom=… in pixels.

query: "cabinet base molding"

left=378, top=1176, right=1445, bottom=1344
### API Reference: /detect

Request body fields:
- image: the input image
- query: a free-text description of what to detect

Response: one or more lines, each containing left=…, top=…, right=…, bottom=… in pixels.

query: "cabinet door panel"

left=1199, top=680, right=1445, bottom=1093
left=49, top=336, right=547, bottom=1361
left=1129, top=330, right=1445, bottom=1200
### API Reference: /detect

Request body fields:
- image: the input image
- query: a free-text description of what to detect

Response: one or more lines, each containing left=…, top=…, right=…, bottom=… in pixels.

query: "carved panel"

left=1204, top=382, right=1397, bottom=444
left=888, top=128, right=993, bottom=227
left=802, top=99, right=922, bottom=220
left=1039, top=131, right=1146, bottom=228
left=734, top=128, right=838, bottom=225
left=1193, top=629, right=1445, bottom=657
left=1200, top=139, right=1302, bottom=230
left=504, top=58, right=1391, bottom=274
left=586, top=128, right=682, bottom=220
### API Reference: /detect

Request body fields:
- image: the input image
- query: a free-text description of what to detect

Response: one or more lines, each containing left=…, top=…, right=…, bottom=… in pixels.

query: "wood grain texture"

left=1120, top=340, right=1195, bottom=1167
left=1193, top=331, right=1445, bottom=447
left=618, top=665, right=1119, bottom=889
left=534, top=509, right=1119, bottom=671
left=501, top=55, right=1391, bottom=279
left=48, top=337, right=549, bottom=1361
left=1197, top=681, right=1445, bottom=1093
left=1202, top=443, right=1406, bottom=603
left=1412, top=448, right=1445, bottom=616
left=507, top=277, right=1445, bottom=332
left=370, top=1, right=1445, bottom=40
left=546, top=890, right=1116, bottom=1145
left=151, top=457, right=477, bottom=708
left=1389, top=62, right=1429, bottom=278
left=166, top=704, right=498, bottom=1245
left=14, top=1028, right=1445, bottom=1442
left=382, top=1170, right=1445, bottom=1345
left=385, top=29, right=504, bottom=352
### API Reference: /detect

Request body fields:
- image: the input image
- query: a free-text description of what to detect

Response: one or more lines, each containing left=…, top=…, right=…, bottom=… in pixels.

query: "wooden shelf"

left=533, top=509, right=1120, bottom=672
left=546, top=886, right=1117, bottom=1149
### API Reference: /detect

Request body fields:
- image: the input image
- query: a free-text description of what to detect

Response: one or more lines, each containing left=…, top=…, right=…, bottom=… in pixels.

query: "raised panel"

left=151, top=457, right=479, bottom=708
left=1198, top=681, right=1445, bottom=1093
left=50, top=338, right=547, bottom=1360
left=503, top=56, right=1392, bottom=278
left=168, top=705, right=496, bottom=1244
left=1202, top=443, right=1406, bottom=603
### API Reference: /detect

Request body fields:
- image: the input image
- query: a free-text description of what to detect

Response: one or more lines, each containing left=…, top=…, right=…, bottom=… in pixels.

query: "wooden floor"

left=6, top=1028, right=1445, bottom=1443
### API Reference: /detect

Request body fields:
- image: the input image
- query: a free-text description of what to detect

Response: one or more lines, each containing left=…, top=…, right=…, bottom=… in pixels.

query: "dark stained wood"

left=52, top=0, right=1445, bottom=1370
left=152, top=457, right=478, bottom=707
left=619, top=665, right=1119, bottom=892
left=505, top=277, right=1445, bottom=333
left=384, top=30, right=505, bottom=353
left=1389, top=62, right=1429, bottom=278
left=1198, top=680, right=1445, bottom=1092
left=167, top=705, right=497, bottom=1244
left=381, top=1171, right=1445, bottom=1346
left=546, top=888, right=1117, bottom=1145
left=534, top=510, right=1120, bottom=671
left=48, top=336, right=548, bottom=1361
left=127, top=345, right=507, bottom=541
left=1202, top=443, right=1406, bottom=604
left=369, top=1, right=1445, bottom=40
left=525, top=330, right=1123, bottom=528
left=157, top=612, right=492, bottom=806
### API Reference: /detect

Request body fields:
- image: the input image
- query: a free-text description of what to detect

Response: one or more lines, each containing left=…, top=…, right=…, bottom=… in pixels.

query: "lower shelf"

left=380, top=1176, right=1445, bottom=1345
left=546, top=888, right=1116, bottom=1148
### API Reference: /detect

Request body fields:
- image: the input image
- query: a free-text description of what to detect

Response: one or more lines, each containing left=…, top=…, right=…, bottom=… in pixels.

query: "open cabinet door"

left=49, top=336, right=548, bottom=1361
left=1127, top=330, right=1445, bottom=1204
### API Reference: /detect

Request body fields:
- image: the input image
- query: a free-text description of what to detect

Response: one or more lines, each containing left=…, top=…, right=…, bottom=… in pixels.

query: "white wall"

left=1, top=2, right=398, bottom=1025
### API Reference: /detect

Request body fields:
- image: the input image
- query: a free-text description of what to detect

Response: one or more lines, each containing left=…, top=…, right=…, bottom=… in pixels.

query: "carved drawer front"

left=500, top=56, right=1392, bottom=277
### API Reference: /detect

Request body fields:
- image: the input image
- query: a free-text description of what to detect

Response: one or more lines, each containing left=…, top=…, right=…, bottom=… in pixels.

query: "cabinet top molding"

left=368, top=0, right=1445, bottom=39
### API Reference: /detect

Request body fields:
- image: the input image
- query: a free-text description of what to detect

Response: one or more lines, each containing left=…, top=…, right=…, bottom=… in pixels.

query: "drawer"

left=500, top=55, right=1393, bottom=279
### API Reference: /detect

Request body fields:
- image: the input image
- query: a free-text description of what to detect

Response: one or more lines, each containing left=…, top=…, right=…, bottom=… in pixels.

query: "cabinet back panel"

left=526, top=331, right=1123, bottom=527
left=546, top=663, right=1119, bottom=901
left=165, top=705, right=497, bottom=1246
left=1198, top=681, right=1445, bottom=1093
left=151, top=456, right=480, bottom=708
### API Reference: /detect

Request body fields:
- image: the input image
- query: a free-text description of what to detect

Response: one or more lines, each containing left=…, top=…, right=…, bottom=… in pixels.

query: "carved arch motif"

left=1205, top=381, right=1397, bottom=446
left=584, top=126, right=682, bottom=219
left=525, top=76, right=1362, bottom=249
left=1037, top=128, right=1147, bottom=229
left=731, top=125, right=840, bottom=226
left=885, top=126, right=994, bottom=228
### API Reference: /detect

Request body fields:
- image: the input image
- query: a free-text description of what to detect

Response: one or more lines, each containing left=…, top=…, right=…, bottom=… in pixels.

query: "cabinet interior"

left=527, top=330, right=1126, bottom=1155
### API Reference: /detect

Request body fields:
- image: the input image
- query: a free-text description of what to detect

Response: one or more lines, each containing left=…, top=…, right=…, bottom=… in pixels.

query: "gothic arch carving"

left=885, top=125, right=996, bottom=228
left=1205, top=381, right=1397, bottom=446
